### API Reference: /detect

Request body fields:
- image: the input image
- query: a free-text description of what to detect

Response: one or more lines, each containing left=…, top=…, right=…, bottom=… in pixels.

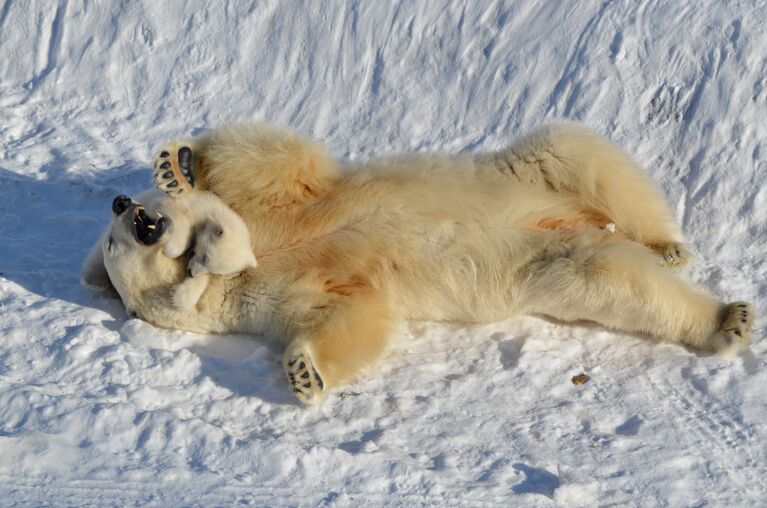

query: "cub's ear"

left=80, top=231, right=116, bottom=294
left=246, top=250, right=258, bottom=269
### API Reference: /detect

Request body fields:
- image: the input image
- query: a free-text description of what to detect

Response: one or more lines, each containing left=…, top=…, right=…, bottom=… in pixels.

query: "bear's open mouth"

left=133, top=206, right=166, bottom=245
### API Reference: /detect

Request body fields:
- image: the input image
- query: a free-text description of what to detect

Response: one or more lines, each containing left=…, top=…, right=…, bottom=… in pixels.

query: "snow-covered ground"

left=1, top=0, right=765, bottom=505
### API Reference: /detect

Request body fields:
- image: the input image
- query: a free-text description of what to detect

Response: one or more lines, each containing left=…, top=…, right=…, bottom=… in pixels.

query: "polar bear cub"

left=157, top=190, right=257, bottom=309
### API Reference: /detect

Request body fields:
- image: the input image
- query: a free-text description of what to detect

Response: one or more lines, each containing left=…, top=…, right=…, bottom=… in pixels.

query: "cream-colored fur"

left=158, top=191, right=257, bottom=309
left=81, top=122, right=755, bottom=404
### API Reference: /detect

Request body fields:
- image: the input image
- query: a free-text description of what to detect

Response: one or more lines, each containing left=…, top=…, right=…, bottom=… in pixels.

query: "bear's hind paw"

left=711, top=302, right=754, bottom=355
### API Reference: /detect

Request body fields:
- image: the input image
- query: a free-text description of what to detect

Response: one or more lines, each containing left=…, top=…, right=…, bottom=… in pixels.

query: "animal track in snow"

left=647, top=84, right=686, bottom=124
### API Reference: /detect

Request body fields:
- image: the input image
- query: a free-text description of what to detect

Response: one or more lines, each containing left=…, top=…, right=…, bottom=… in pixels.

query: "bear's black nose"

left=112, top=195, right=131, bottom=215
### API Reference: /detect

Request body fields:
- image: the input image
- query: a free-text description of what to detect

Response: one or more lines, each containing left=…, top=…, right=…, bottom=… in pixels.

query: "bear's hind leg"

left=518, top=235, right=752, bottom=352
left=494, top=124, right=692, bottom=267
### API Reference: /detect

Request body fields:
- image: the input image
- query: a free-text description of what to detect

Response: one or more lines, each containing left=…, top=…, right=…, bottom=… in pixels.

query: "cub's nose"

left=112, top=195, right=131, bottom=215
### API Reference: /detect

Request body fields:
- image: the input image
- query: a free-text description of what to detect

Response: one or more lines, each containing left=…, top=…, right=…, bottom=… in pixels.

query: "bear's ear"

left=80, top=232, right=116, bottom=294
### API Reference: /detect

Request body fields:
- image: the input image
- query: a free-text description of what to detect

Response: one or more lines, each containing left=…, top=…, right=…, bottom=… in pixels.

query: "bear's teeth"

left=147, top=224, right=156, bottom=230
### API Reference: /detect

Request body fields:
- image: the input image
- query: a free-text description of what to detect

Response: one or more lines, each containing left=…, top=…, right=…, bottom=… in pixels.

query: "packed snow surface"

left=1, top=1, right=766, bottom=506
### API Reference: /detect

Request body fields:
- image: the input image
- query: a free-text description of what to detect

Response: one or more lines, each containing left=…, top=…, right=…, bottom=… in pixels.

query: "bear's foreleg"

left=282, top=288, right=394, bottom=404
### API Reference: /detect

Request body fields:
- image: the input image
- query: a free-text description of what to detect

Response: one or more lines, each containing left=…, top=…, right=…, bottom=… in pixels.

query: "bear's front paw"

left=712, top=302, right=754, bottom=355
left=283, top=343, right=325, bottom=405
left=153, top=142, right=197, bottom=196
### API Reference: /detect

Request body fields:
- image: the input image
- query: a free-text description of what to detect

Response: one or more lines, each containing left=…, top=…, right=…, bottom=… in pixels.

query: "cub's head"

left=81, top=190, right=186, bottom=316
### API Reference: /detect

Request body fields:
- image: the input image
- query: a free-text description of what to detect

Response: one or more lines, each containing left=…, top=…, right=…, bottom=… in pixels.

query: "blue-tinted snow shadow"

left=512, top=463, right=560, bottom=498
left=191, top=340, right=298, bottom=405
left=0, top=164, right=149, bottom=310
left=615, top=415, right=643, bottom=436
left=338, top=428, right=385, bottom=453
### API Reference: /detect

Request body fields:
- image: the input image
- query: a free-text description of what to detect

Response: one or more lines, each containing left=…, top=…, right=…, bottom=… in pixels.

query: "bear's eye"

left=215, top=227, right=224, bottom=237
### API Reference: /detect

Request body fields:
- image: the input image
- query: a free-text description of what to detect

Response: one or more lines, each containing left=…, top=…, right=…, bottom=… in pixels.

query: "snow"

left=1, top=0, right=765, bottom=505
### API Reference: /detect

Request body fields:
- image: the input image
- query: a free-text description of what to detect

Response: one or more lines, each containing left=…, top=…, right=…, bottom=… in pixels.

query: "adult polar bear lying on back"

left=81, top=122, right=754, bottom=404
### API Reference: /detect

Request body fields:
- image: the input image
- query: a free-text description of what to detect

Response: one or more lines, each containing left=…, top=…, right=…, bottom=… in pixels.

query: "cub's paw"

left=170, top=284, right=198, bottom=310
left=169, top=276, right=209, bottom=310
left=187, top=251, right=209, bottom=278
left=153, top=142, right=197, bottom=196
left=650, top=242, right=693, bottom=268
left=712, top=302, right=754, bottom=355
left=283, top=343, right=325, bottom=405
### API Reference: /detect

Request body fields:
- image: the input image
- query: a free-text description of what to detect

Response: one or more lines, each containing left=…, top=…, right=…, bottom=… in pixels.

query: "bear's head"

left=80, top=189, right=187, bottom=318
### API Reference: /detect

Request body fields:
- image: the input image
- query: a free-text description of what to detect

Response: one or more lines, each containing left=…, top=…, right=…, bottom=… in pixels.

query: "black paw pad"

left=286, top=352, right=324, bottom=402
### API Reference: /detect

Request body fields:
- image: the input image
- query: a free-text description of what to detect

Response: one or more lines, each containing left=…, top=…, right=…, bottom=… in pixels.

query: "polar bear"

left=81, top=122, right=755, bottom=404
